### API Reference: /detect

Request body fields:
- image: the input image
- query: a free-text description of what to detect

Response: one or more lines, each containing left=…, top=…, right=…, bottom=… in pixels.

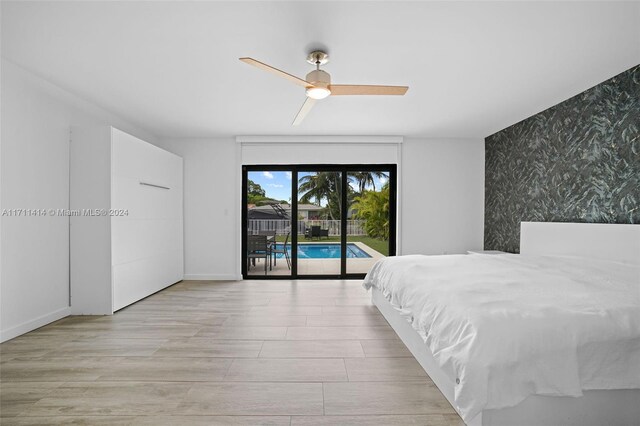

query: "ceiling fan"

left=239, top=51, right=409, bottom=126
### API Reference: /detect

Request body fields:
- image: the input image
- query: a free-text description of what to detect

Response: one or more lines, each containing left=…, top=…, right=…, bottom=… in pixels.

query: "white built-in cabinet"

left=70, top=126, right=183, bottom=314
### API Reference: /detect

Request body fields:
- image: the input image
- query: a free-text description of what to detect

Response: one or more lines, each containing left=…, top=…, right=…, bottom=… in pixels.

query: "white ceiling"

left=2, top=1, right=639, bottom=139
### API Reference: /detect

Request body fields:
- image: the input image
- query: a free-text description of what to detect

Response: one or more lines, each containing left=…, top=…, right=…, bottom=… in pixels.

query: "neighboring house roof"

left=247, top=204, right=325, bottom=219
left=298, top=204, right=324, bottom=211
left=247, top=204, right=291, bottom=220
left=250, top=203, right=323, bottom=212
left=247, top=209, right=288, bottom=220
left=250, top=203, right=288, bottom=211
left=248, top=203, right=358, bottom=220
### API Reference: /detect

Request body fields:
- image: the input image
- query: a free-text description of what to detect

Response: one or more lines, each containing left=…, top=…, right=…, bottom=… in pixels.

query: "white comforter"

left=363, top=253, right=640, bottom=422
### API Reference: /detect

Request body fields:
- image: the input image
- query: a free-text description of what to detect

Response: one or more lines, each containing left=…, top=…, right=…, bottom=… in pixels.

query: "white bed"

left=365, top=222, right=640, bottom=426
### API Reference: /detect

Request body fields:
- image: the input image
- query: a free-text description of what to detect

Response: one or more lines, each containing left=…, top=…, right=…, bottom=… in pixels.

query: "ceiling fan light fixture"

left=305, top=69, right=332, bottom=99
left=306, top=86, right=331, bottom=99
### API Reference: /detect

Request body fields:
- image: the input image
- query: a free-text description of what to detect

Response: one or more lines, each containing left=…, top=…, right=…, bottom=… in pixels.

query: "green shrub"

left=352, top=184, right=389, bottom=240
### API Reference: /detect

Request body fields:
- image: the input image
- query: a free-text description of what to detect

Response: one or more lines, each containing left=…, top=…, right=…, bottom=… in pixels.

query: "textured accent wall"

left=484, top=65, right=640, bottom=253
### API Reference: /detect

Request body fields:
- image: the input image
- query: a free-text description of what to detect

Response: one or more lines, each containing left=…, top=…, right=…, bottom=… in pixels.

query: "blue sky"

left=248, top=171, right=389, bottom=203
left=249, top=171, right=292, bottom=202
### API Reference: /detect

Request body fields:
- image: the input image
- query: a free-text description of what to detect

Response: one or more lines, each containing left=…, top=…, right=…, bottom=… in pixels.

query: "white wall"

left=154, top=138, right=238, bottom=280
left=155, top=137, right=485, bottom=280
left=401, top=138, right=485, bottom=255
left=0, top=60, right=156, bottom=341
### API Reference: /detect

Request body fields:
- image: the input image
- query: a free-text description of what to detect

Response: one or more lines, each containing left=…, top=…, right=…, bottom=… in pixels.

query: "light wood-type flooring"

left=0, top=280, right=462, bottom=425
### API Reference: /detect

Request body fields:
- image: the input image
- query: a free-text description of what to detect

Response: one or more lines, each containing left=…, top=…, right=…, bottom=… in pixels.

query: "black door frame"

left=242, top=164, right=397, bottom=280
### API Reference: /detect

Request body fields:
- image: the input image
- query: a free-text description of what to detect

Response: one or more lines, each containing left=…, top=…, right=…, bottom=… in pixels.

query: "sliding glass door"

left=346, top=170, right=393, bottom=274
left=244, top=170, right=292, bottom=277
left=297, top=169, right=343, bottom=276
left=242, top=164, right=396, bottom=279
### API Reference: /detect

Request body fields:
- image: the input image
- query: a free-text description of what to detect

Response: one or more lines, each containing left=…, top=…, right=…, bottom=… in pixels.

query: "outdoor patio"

left=246, top=241, right=386, bottom=276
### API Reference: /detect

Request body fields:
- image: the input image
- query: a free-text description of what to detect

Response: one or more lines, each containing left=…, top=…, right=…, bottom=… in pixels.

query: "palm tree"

left=350, top=172, right=388, bottom=193
left=298, top=172, right=333, bottom=206
left=298, top=172, right=343, bottom=220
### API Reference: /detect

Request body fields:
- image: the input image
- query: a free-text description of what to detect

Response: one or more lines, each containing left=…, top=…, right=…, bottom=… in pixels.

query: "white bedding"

left=363, top=253, right=640, bottom=422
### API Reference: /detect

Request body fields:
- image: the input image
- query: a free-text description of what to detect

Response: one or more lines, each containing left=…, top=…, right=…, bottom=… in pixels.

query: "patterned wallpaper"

left=484, top=65, right=640, bottom=253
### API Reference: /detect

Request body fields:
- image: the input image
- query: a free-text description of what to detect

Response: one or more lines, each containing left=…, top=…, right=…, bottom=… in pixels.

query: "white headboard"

left=520, top=222, right=640, bottom=265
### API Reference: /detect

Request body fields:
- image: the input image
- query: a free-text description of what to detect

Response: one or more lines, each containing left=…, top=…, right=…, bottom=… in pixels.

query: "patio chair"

left=257, top=230, right=277, bottom=254
left=257, top=230, right=276, bottom=246
left=305, top=225, right=321, bottom=240
left=269, top=231, right=290, bottom=270
left=319, top=228, right=329, bottom=239
left=247, top=235, right=270, bottom=275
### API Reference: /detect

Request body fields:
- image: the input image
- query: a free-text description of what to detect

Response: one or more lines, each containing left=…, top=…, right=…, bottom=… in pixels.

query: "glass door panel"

left=346, top=171, right=391, bottom=275
left=297, top=171, right=342, bottom=276
left=245, top=171, right=292, bottom=277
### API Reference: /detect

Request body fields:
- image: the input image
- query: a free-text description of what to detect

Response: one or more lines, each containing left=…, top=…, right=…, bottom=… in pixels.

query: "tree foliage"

left=298, top=172, right=388, bottom=222
left=298, top=172, right=362, bottom=220
left=248, top=179, right=265, bottom=196
left=298, top=172, right=344, bottom=220
left=352, top=183, right=390, bottom=240
left=349, top=171, right=388, bottom=194
left=247, top=179, right=282, bottom=205
left=298, top=173, right=336, bottom=206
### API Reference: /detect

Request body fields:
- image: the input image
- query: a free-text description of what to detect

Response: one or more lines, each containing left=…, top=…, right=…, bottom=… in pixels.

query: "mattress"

left=363, top=253, right=640, bottom=422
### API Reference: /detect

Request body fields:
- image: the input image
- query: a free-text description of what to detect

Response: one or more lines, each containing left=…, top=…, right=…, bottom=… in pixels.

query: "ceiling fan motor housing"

left=305, top=69, right=331, bottom=90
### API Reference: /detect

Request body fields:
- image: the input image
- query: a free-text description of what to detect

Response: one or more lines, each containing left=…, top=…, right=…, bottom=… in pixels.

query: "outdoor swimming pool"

left=271, top=243, right=371, bottom=259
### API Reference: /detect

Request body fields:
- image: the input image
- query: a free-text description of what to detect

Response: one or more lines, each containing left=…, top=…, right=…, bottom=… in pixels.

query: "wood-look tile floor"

left=0, top=280, right=462, bottom=425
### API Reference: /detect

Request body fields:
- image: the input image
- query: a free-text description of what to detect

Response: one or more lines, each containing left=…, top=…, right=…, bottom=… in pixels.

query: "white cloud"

left=285, top=171, right=292, bottom=180
left=267, top=183, right=284, bottom=188
left=379, top=175, right=389, bottom=185
left=263, top=171, right=274, bottom=179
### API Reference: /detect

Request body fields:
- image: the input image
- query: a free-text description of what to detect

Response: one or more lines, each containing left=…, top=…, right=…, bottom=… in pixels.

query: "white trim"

left=0, top=307, right=71, bottom=343
left=236, top=135, right=403, bottom=144
left=184, top=274, right=241, bottom=281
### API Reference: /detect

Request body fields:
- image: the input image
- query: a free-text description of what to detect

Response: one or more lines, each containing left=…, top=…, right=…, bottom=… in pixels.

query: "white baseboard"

left=183, top=274, right=242, bottom=281
left=0, top=306, right=71, bottom=343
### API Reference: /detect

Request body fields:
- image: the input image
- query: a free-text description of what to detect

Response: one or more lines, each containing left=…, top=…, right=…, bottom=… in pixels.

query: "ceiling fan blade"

left=330, top=85, right=409, bottom=96
left=292, top=97, right=316, bottom=126
left=239, top=57, right=311, bottom=87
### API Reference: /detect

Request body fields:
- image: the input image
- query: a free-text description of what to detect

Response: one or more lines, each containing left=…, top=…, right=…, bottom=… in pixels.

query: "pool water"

left=271, top=243, right=371, bottom=259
